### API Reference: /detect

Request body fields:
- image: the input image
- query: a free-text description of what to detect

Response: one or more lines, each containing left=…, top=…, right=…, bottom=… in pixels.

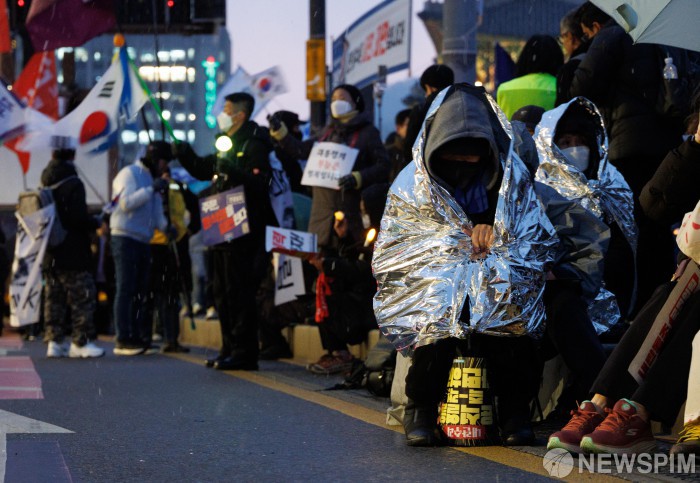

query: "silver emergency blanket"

left=372, top=87, right=558, bottom=356
left=534, top=97, right=638, bottom=332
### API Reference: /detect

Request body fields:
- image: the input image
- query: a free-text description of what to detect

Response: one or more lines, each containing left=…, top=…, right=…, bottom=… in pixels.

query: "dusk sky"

left=226, top=0, right=436, bottom=122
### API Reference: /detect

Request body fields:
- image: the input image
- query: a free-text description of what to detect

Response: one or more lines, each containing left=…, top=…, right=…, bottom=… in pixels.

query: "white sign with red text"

left=332, top=0, right=411, bottom=88
left=300, top=142, right=357, bottom=189
left=265, top=226, right=318, bottom=258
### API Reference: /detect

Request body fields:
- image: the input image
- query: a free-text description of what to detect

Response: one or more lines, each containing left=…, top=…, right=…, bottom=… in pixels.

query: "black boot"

left=403, top=401, right=439, bottom=447
left=502, top=415, right=535, bottom=446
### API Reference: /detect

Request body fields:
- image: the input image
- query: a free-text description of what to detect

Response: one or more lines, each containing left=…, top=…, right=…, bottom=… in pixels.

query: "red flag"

left=0, top=0, right=10, bottom=54
left=6, top=52, right=58, bottom=173
left=26, top=0, right=116, bottom=52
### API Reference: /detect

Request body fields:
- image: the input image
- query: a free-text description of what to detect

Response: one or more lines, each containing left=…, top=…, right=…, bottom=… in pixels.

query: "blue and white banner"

left=332, top=0, right=411, bottom=89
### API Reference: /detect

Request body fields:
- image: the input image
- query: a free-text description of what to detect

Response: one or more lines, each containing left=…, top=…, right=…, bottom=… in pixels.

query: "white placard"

left=273, top=253, right=306, bottom=306
left=300, top=142, right=358, bottom=189
left=265, top=226, right=317, bottom=258
left=628, top=261, right=700, bottom=383
left=10, top=205, right=54, bottom=327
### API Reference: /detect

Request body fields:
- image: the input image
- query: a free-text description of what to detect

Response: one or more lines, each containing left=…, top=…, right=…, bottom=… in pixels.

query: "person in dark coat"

left=555, top=5, right=589, bottom=107
left=569, top=3, right=682, bottom=193
left=386, top=108, right=412, bottom=181
left=306, top=183, right=388, bottom=375
left=41, top=136, right=104, bottom=358
left=173, top=92, right=275, bottom=371
left=271, top=84, right=390, bottom=250
left=268, top=110, right=306, bottom=193
left=640, top=113, right=700, bottom=226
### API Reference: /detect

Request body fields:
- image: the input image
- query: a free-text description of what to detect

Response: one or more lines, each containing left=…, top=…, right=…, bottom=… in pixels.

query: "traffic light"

left=166, top=0, right=174, bottom=7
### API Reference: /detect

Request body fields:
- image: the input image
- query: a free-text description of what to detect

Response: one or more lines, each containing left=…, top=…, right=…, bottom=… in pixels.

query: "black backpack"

left=17, top=176, right=76, bottom=247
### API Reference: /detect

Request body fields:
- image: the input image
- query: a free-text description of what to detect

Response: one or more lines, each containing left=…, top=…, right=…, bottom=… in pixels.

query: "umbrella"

left=591, top=0, right=700, bottom=52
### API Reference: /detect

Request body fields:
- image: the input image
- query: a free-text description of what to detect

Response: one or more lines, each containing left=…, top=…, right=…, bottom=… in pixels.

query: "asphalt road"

left=0, top=337, right=695, bottom=482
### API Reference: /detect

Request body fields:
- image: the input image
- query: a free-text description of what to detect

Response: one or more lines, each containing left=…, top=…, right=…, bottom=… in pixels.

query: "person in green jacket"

left=496, top=35, right=564, bottom=119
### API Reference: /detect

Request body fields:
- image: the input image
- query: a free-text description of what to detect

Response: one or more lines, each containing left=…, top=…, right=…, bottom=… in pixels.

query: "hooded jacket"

left=535, top=96, right=638, bottom=320
left=41, top=159, right=99, bottom=272
left=277, top=111, right=390, bottom=248
left=372, top=84, right=557, bottom=355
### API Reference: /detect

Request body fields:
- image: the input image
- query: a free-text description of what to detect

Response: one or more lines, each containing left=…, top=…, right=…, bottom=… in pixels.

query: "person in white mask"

left=270, top=84, right=390, bottom=250
left=270, top=83, right=390, bottom=375
left=172, top=92, right=276, bottom=371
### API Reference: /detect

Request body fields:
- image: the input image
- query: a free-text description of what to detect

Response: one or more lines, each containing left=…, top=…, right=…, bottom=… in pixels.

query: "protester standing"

left=110, top=142, right=168, bottom=356
left=42, top=136, right=104, bottom=358
left=174, top=92, right=275, bottom=371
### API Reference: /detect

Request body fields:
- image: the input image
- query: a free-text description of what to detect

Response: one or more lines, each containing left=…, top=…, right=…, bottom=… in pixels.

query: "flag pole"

left=116, top=34, right=178, bottom=142
left=150, top=0, right=166, bottom=140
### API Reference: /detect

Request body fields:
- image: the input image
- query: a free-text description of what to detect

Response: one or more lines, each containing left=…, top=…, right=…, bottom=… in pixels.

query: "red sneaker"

left=547, top=401, right=605, bottom=453
left=580, top=399, right=656, bottom=454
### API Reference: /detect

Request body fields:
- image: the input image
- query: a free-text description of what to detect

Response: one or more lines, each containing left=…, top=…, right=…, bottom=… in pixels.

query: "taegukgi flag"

left=53, top=47, right=148, bottom=155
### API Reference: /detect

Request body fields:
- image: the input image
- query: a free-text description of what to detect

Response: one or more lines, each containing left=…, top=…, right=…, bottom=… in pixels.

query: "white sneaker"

left=47, top=341, right=70, bottom=358
left=206, top=307, right=218, bottom=320
left=68, top=342, right=105, bottom=358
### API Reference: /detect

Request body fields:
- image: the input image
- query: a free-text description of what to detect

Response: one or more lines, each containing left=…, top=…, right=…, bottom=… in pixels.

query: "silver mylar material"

left=534, top=96, right=637, bottom=331
left=372, top=87, right=558, bottom=356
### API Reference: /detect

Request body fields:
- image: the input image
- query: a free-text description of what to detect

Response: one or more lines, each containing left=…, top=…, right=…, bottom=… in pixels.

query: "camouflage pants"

left=44, top=269, right=97, bottom=345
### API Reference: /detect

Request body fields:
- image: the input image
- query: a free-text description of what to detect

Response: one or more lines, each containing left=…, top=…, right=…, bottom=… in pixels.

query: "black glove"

left=153, top=178, right=169, bottom=194
left=267, top=114, right=282, bottom=131
left=338, top=174, right=358, bottom=191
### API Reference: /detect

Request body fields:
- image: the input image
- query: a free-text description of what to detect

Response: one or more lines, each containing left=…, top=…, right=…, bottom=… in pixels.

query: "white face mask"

left=561, top=145, right=590, bottom=172
left=331, top=100, right=353, bottom=118
left=217, top=111, right=233, bottom=132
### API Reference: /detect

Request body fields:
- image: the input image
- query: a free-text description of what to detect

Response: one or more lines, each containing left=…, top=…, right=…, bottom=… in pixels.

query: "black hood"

left=423, top=84, right=510, bottom=190
left=41, top=158, right=78, bottom=187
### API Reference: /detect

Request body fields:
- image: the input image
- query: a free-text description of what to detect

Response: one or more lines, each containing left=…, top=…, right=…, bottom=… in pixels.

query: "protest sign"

left=300, top=142, right=357, bottom=189
left=199, top=186, right=249, bottom=246
left=10, top=205, right=54, bottom=326
left=265, top=226, right=317, bottom=258
left=273, top=253, right=305, bottom=306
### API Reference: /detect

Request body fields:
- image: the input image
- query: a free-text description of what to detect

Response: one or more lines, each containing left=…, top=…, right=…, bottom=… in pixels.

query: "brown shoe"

left=308, top=350, right=354, bottom=375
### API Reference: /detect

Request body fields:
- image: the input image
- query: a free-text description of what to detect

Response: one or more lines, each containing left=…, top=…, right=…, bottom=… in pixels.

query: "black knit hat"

left=333, top=84, right=365, bottom=113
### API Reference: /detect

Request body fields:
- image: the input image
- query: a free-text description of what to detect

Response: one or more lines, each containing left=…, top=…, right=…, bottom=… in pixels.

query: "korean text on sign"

left=301, top=142, right=358, bottom=190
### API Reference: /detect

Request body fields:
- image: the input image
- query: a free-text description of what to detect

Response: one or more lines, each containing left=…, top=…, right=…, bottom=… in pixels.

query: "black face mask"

left=433, top=158, right=484, bottom=190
